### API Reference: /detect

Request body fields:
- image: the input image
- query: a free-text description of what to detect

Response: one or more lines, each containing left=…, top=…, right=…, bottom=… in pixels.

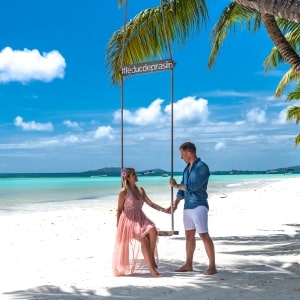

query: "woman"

left=112, top=167, right=169, bottom=277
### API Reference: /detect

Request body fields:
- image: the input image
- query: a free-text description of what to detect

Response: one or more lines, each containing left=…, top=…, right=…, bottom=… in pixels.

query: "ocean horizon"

left=1, top=172, right=300, bottom=216
left=0, top=167, right=299, bottom=178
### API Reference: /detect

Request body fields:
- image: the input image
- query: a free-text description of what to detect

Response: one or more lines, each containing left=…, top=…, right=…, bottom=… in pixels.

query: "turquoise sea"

left=1, top=173, right=299, bottom=215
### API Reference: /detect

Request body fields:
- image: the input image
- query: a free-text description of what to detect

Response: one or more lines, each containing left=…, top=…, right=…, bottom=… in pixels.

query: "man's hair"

left=179, top=142, right=196, bottom=154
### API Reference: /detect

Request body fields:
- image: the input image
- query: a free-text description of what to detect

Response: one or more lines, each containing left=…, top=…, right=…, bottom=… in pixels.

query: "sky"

left=0, top=0, right=299, bottom=173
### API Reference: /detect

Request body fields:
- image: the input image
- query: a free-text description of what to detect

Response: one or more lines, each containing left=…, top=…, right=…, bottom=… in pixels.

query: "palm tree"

left=234, top=0, right=300, bottom=23
left=108, top=1, right=300, bottom=144
left=199, top=1, right=300, bottom=147
left=107, top=0, right=209, bottom=84
left=208, top=2, right=261, bottom=68
left=116, top=0, right=300, bottom=23
left=286, top=97, right=300, bottom=146
left=208, top=2, right=300, bottom=75
left=107, top=0, right=300, bottom=84
left=263, top=18, right=300, bottom=96
left=286, top=85, right=300, bottom=146
left=263, top=19, right=300, bottom=146
left=261, top=13, right=300, bottom=75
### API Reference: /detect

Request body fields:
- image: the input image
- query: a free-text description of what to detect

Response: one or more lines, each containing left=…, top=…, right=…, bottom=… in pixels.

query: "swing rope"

left=160, top=0, right=173, bottom=61
left=119, top=0, right=178, bottom=235
left=120, top=0, right=128, bottom=174
left=159, top=0, right=178, bottom=235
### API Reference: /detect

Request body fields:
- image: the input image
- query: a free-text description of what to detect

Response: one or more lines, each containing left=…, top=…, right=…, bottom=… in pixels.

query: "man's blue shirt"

left=176, top=158, right=210, bottom=210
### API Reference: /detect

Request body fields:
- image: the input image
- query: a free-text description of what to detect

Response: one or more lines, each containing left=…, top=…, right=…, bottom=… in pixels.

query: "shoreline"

left=1, top=173, right=297, bottom=216
left=1, top=177, right=299, bottom=299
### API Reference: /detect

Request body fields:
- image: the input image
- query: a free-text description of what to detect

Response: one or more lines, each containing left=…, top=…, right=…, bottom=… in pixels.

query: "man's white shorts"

left=183, top=205, right=208, bottom=233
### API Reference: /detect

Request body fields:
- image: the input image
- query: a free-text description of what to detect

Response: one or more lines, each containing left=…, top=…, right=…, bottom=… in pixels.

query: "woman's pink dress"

left=112, top=189, right=158, bottom=276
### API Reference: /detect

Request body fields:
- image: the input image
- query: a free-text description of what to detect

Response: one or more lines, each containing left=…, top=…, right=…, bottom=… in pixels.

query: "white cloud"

left=64, top=135, right=79, bottom=143
left=235, top=120, right=246, bottom=125
left=206, top=90, right=255, bottom=98
left=0, top=47, right=66, bottom=83
left=2, top=92, right=300, bottom=173
left=166, top=96, right=208, bottom=123
left=114, top=99, right=164, bottom=126
left=63, top=120, right=81, bottom=130
left=215, top=142, right=225, bottom=151
left=113, top=96, right=209, bottom=126
left=14, top=116, right=54, bottom=131
left=273, top=108, right=288, bottom=125
left=246, top=107, right=266, bottom=124
left=94, top=126, right=114, bottom=139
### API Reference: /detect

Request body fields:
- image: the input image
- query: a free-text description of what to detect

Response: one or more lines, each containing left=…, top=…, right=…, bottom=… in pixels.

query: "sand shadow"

left=4, top=223, right=300, bottom=300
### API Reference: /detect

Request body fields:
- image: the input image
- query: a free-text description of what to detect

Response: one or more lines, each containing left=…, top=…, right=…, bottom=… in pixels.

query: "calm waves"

left=0, top=173, right=299, bottom=215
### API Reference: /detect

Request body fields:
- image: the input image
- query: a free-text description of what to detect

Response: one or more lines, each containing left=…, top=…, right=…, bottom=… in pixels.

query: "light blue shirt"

left=176, top=158, right=210, bottom=209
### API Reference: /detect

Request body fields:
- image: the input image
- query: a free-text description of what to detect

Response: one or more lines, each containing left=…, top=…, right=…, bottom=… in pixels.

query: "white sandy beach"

left=0, top=177, right=299, bottom=300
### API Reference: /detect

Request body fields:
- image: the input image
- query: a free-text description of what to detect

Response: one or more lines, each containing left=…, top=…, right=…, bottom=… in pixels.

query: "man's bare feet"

left=203, top=267, right=217, bottom=275
left=174, top=265, right=193, bottom=272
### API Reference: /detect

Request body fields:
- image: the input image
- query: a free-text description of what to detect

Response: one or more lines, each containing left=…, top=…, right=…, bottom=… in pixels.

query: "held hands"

left=166, top=204, right=178, bottom=214
left=160, top=207, right=171, bottom=214
left=153, top=204, right=170, bottom=214
left=166, top=206, right=172, bottom=214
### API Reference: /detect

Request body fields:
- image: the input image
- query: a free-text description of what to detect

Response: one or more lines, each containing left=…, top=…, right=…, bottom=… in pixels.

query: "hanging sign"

left=120, top=59, right=175, bottom=77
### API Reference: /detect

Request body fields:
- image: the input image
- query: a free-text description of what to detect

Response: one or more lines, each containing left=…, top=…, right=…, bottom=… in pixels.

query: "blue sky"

left=0, top=0, right=299, bottom=173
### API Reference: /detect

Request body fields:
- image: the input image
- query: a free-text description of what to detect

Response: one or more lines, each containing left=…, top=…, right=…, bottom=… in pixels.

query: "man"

left=168, top=142, right=217, bottom=275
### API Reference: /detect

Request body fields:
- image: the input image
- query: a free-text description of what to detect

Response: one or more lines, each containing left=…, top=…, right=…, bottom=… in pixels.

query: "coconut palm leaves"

left=106, top=0, right=300, bottom=146
left=264, top=19, right=300, bottom=97
left=208, top=3, right=300, bottom=146
left=208, top=2, right=261, bottom=68
left=208, top=3, right=300, bottom=75
left=261, top=13, right=300, bottom=75
left=286, top=84, right=300, bottom=146
left=286, top=95, right=300, bottom=146
left=106, top=0, right=208, bottom=84
left=263, top=19, right=300, bottom=145
left=234, top=0, right=300, bottom=23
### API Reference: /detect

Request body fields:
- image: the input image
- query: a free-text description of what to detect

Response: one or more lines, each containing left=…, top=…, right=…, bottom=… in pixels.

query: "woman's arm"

left=116, top=189, right=126, bottom=226
left=142, top=188, right=168, bottom=213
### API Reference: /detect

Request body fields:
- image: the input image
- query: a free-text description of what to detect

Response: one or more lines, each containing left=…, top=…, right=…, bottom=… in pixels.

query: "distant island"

left=79, top=165, right=300, bottom=177
left=81, top=165, right=300, bottom=176
left=1, top=165, right=299, bottom=179
left=212, top=165, right=300, bottom=175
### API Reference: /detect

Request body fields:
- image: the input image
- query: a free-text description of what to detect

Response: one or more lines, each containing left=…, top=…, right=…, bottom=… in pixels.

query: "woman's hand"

left=161, top=207, right=170, bottom=214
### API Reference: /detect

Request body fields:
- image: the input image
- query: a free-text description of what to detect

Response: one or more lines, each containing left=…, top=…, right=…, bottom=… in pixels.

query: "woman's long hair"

left=121, top=167, right=136, bottom=189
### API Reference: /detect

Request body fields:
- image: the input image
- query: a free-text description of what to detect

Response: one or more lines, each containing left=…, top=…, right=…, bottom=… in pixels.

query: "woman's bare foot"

left=150, top=269, right=163, bottom=277
left=203, top=267, right=217, bottom=275
left=174, top=265, right=193, bottom=272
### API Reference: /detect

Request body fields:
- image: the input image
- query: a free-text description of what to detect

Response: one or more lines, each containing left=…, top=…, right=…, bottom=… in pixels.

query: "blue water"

left=1, top=173, right=299, bottom=214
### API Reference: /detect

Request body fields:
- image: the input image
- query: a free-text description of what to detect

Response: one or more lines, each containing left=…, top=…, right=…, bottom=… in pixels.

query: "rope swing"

left=120, top=0, right=178, bottom=236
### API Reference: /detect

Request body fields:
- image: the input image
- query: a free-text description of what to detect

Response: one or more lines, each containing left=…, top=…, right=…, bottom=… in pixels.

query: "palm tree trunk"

left=261, top=13, right=300, bottom=76
left=235, top=0, right=300, bottom=23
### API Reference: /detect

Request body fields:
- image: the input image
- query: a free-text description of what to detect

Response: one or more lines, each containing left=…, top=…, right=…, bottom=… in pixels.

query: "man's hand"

left=169, top=177, right=177, bottom=188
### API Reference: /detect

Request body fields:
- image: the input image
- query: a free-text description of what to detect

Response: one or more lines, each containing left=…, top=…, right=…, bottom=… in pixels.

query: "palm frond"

left=106, top=0, right=208, bottom=85
left=208, top=2, right=261, bottom=68
left=264, top=18, right=300, bottom=97
left=286, top=105, right=300, bottom=123
left=286, top=85, right=300, bottom=101
left=264, top=34, right=299, bottom=69
left=295, top=134, right=300, bottom=146
left=263, top=47, right=284, bottom=70
left=276, top=18, right=300, bottom=37
left=274, top=69, right=298, bottom=97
